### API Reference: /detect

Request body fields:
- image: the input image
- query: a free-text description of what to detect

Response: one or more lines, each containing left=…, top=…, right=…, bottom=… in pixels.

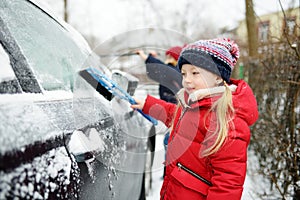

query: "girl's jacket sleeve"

left=142, top=95, right=177, bottom=127
left=206, top=79, right=258, bottom=199
left=207, top=136, right=248, bottom=200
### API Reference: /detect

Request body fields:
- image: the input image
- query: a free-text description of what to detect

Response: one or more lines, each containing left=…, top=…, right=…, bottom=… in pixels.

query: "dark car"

left=0, top=0, right=154, bottom=199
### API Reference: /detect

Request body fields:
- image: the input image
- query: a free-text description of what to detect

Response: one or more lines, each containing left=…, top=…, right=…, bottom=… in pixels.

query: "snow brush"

left=79, top=67, right=158, bottom=125
left=98, top=52, right=138, bottom=57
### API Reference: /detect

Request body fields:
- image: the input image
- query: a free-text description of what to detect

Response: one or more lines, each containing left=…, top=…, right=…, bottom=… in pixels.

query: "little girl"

left=131, top=38, right=259, bottom=200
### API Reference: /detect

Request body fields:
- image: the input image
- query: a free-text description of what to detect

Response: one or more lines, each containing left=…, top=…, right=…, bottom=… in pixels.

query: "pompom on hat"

left=165, top=46, right=184, bottom=61
left=177, top=38, right=239, bottom=83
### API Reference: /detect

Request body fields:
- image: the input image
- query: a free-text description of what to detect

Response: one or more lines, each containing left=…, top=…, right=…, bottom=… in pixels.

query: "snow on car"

left=0, top=0, right=153, bottom=199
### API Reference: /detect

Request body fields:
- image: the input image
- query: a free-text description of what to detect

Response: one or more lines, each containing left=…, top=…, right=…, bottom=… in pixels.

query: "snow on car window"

left=0, top=0, right=91, bottom=91
left=0, top=43, right=15, bottom=82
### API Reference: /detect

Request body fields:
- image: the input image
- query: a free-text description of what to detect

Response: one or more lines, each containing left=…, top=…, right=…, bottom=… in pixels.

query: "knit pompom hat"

left=177, top=38, right=239, bottom=83
left=165, top=46, right=183, bottom=61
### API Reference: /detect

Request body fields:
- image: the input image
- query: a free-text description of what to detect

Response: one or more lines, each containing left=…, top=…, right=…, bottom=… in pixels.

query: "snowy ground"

left=145, top=134, right=165, bottom=200
left=146, top=134, right=263, bottom=200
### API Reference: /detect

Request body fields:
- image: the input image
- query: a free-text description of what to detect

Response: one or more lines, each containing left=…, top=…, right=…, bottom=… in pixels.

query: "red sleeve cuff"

left=143, top=95, right=176, bottom=126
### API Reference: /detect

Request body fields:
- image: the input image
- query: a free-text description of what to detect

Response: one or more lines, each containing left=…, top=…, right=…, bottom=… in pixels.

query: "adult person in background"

left=136, top=46, right=182, bottom=103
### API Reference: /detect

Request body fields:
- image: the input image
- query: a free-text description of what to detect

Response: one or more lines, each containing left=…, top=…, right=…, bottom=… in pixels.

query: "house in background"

left=235, top=6, right=299, bottom=52
left=221, top=7, right=299, bottom=79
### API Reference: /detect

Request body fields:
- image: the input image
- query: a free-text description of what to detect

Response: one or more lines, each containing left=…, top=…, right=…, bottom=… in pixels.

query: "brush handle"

left=136, top=109, right=158, bottom=125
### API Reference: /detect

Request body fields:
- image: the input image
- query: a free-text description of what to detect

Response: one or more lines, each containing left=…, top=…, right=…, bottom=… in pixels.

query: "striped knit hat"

left=177, top=38, right=239, bottom=83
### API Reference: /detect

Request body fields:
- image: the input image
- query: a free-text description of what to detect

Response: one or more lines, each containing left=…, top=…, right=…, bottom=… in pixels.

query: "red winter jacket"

left=142, top=79, right=259, bottom=200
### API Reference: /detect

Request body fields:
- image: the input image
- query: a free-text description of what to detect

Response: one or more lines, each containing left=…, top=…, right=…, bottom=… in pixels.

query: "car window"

left=0, top=42, right=22, bottom=93
left=0, top=43, right=14, bottom=82
left=0, top=0, right=90, bottom=91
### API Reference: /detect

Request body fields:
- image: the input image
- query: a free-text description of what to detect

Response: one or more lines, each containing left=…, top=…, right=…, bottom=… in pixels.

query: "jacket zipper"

left=162, top=109, right=188, bottom=199
left=171, top=108, right=188, bottom=141
left=177, top=162, right=213, bottom=186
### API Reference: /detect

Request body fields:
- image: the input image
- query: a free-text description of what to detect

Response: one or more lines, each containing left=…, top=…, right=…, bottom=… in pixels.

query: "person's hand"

left=148, top=50, right=158, bottom=57
left=135, top=50, right=147, bottom=60
left=130, top=97, right=145, bottom=110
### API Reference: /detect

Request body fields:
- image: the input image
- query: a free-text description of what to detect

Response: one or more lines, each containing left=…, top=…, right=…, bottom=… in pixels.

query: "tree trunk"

left=245, top=0, right=259, bottom=85
left=64, top=0, right=68, bottom=23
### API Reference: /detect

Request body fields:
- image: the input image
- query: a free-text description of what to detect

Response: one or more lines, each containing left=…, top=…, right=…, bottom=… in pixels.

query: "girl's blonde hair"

left=201, top=82, right=235, bottom=157
left=169, top=83, right=234, bottom=157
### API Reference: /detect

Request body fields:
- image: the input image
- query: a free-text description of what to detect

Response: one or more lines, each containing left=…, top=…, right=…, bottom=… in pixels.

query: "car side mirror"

left=112, top=70, right=139, bottom=96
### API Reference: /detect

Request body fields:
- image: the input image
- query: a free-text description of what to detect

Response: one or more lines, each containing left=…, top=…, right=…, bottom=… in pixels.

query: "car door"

left=0, top=33, right=80, bottom=199
left=0, top=0, right=116, bottom=199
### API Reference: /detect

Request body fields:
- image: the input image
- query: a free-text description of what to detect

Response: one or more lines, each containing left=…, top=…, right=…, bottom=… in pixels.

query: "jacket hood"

left=231, top=79, right=259, bottom=126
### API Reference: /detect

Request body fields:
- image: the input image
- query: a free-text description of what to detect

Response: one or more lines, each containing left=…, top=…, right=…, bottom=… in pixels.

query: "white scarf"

left=176, top=85, right=237, bottom=108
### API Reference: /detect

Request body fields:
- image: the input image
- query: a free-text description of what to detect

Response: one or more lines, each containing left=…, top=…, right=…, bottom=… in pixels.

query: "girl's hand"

left=130, top=97, right=145, bottom=110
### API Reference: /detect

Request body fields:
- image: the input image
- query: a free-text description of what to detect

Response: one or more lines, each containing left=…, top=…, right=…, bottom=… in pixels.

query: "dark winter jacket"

left=145, top=55, right=180, bottom=104
left=142, top=79, right=259, bottom=200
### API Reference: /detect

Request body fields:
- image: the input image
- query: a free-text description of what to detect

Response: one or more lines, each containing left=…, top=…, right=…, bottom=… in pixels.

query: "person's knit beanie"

left=165, top=46, right=183, bottom=61
left=177, top=38, right=239, bottom=83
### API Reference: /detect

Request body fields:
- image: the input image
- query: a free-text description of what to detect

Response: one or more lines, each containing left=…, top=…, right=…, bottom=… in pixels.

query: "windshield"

left=0, top=0, right=92, bottom=91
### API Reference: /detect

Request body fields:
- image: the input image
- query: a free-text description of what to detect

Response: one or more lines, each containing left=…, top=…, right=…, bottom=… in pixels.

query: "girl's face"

left=181, top=64, right=221, bottom=94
